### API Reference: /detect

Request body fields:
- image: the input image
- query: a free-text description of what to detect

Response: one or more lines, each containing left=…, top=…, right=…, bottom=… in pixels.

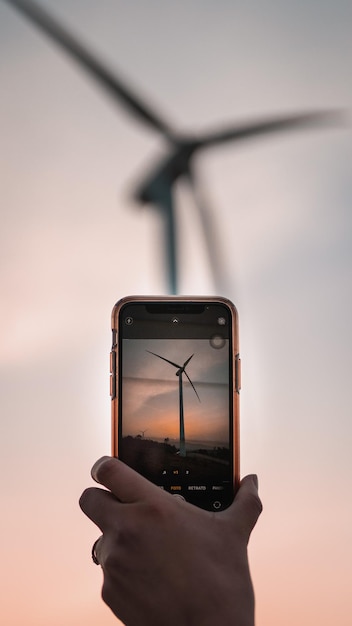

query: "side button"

left=110, top=374, right=116, bottom=399
left=110, top=351, right=116, bottom=374
left=235, top=355, right=241, bottom=393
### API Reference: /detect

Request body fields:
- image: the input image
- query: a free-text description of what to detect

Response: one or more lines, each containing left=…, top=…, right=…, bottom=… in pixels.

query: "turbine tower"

left=147, top=350, right=200, bottom=457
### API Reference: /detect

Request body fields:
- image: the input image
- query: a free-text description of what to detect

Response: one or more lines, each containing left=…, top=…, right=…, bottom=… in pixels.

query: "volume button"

left=110, top=373, right=117, bottom=399
left=110, top=350, right=117, bottom=399
left=110, top=350, right=116, bottom=374
left=235, top=355, right=241, bottom=393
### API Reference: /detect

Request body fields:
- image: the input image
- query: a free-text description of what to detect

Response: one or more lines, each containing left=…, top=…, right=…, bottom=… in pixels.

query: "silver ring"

left=91, top=538, right=101, bottom=565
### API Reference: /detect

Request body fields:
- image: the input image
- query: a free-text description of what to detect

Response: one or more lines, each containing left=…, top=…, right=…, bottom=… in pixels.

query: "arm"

left=79, top=456, right=262, bottom=626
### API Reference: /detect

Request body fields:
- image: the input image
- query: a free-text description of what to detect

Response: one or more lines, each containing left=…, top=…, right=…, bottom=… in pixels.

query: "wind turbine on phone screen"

left=146, top=350, right=200, bottom=457
left=4, top=0, right=346, bottom=293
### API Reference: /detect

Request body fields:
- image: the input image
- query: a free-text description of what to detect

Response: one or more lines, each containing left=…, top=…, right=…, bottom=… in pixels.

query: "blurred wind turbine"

left=3, top=0, right=346, bottom=293
left=146, top=350, right=200, bottom=457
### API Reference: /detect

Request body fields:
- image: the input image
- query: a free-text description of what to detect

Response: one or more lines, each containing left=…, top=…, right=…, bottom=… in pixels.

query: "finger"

left=223, top=474, right=263, bottom=540
left=91, top=456, right=166, bottom=504
left=79, top=486, right=120, bottom=531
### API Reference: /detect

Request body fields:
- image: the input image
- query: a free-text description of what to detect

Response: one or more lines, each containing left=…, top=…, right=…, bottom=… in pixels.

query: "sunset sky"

left=1, top=1, right=351, bottom=625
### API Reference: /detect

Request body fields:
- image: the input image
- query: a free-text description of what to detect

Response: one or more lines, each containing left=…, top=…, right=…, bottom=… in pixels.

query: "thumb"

left=227, top=474, right=263, bottom=542
left=91, top=455, right=167, bottom=503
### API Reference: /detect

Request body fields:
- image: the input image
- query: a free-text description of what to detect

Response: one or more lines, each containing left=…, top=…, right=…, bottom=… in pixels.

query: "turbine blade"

left=196, top=110, right=346, bottom=149
left=146, top=350, right=181, bottom=370
left=4, top=0, right=174, bottom=139
left=183, top=354, right=194, bottom=368
left=186, top=167, right=230, bottom=293
left=184, top=370, right=201, bottom=402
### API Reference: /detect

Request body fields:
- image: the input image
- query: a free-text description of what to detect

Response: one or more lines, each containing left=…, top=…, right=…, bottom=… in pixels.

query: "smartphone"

left=110, top=296, right=240, bottom=511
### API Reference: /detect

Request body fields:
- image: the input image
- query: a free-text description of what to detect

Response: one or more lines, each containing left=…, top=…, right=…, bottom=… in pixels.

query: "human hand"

left=79, top=457, right=262, bottom=626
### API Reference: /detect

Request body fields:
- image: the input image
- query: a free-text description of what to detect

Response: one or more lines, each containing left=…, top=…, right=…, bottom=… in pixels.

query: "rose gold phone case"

left=110, top=295, right=241, bottom=490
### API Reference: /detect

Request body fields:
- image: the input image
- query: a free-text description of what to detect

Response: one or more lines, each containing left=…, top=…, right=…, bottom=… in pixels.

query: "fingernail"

left=91, top=456, right=112, bottom=483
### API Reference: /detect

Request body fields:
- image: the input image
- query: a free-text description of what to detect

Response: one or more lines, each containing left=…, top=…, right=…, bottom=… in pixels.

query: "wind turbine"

left=147, top=350, right=200, bottom=457
left=3, top=0, right=346, bottom=293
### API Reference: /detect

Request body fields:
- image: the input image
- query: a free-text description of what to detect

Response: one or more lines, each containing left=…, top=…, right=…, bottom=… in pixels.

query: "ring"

left=91, top=538, right=101, bottom=565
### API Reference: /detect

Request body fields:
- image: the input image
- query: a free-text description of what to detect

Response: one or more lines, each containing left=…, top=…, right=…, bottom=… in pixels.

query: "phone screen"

left=112, top=299, right=239, bottom=511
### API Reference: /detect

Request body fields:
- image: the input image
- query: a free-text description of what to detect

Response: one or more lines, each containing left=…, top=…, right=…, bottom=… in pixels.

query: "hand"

left=79, top=457, right=262, bottom=626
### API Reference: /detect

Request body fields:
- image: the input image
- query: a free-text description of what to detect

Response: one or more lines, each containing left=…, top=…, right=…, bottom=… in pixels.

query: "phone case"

left=110, top=295, right=240, bottom=497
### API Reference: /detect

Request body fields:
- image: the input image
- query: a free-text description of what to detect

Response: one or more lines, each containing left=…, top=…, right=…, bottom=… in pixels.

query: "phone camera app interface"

left=119, top=303, right=234, bottom=510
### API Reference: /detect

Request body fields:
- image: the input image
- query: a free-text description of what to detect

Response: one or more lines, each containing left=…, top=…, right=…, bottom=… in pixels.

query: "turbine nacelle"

left=134, top=140, right=199, bottom=205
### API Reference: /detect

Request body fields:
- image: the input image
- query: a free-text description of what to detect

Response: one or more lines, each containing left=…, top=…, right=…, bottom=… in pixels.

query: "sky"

left=0, top=1, right=351, bottom=625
